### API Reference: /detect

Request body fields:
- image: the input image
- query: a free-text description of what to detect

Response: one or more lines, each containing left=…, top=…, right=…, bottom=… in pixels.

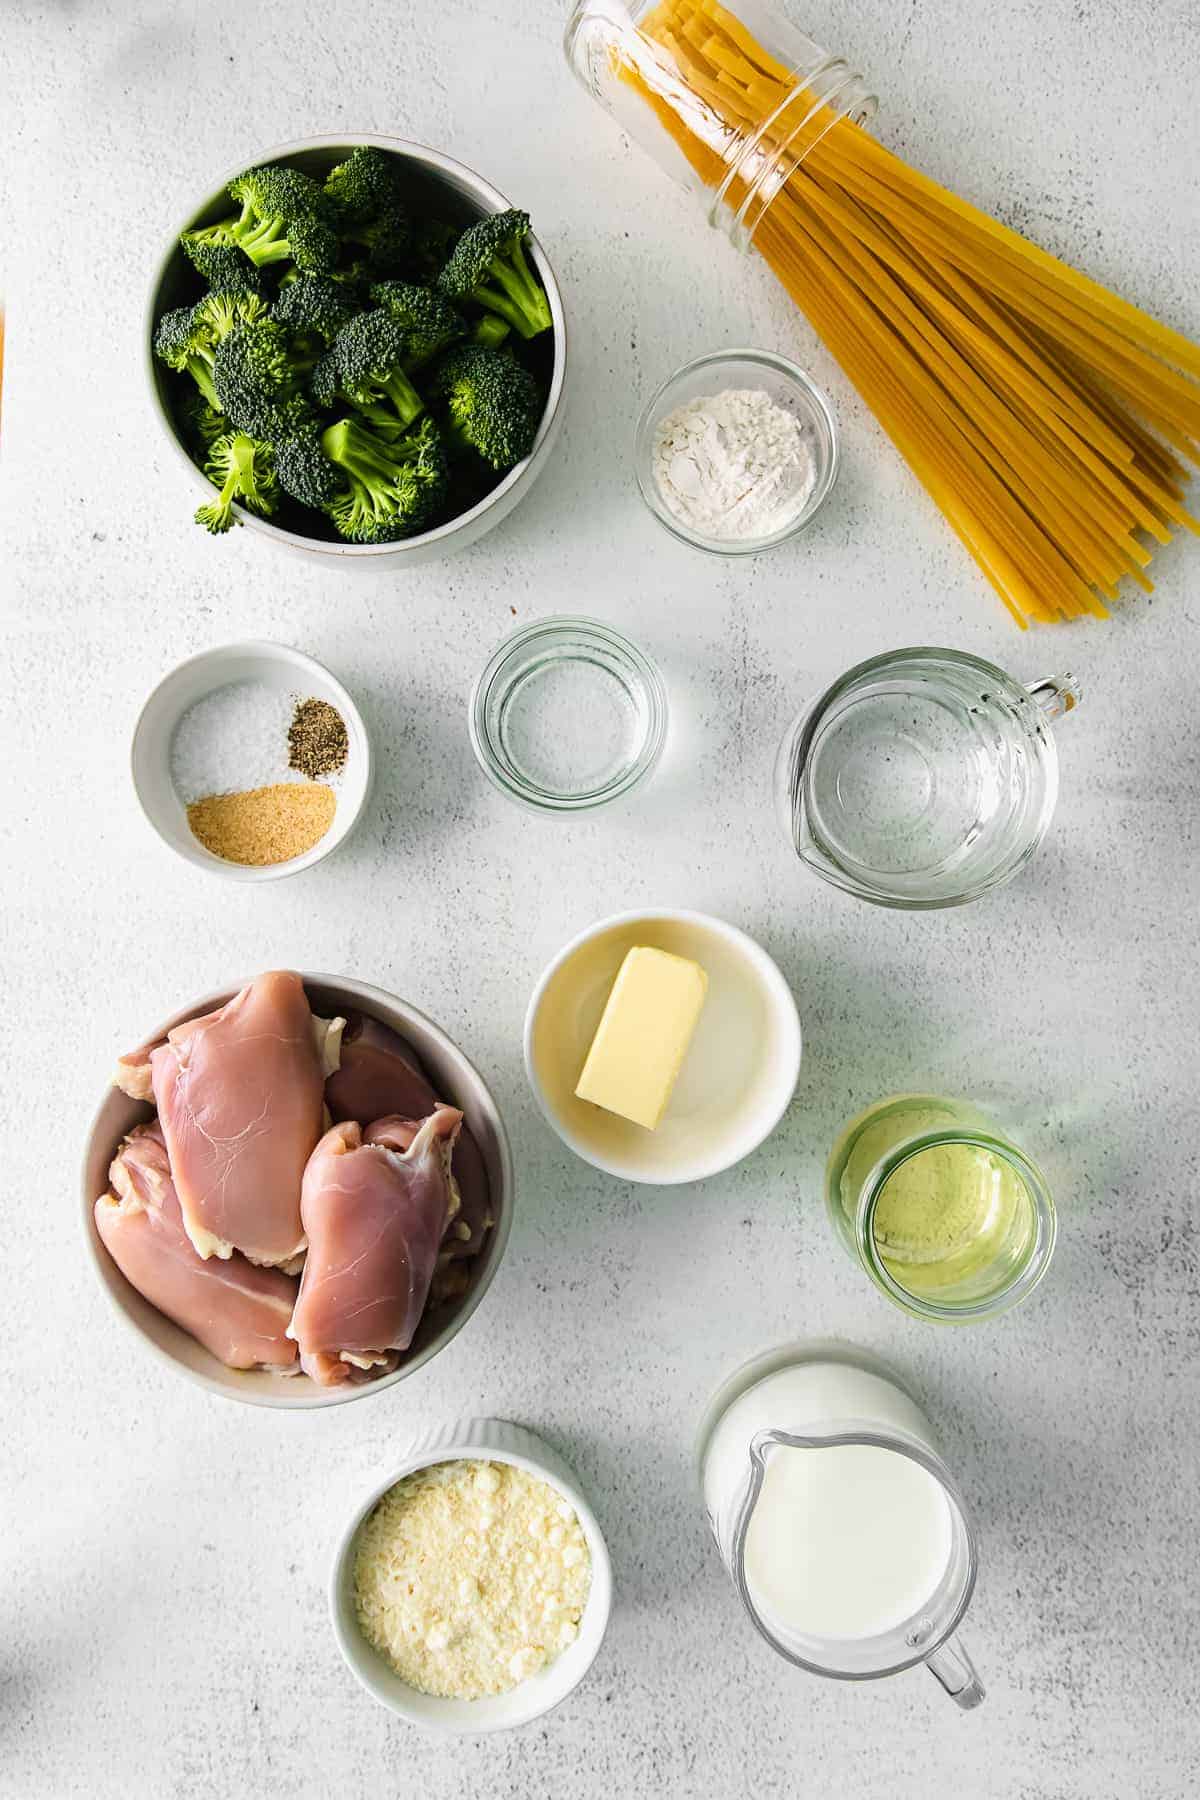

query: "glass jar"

left=565, top=0, right=877, bottom=253
left=826, top=1094, right=1057, bottom=1322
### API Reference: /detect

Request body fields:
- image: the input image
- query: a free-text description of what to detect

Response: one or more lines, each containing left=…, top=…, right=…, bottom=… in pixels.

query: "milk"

left=700, top=1350, right=954, bottom=1644
left=744, top=1441, right=953, bottom=1639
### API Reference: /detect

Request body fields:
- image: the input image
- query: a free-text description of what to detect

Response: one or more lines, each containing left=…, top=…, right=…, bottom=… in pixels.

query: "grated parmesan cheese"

left=353, top=1459, right=592, bottom=1700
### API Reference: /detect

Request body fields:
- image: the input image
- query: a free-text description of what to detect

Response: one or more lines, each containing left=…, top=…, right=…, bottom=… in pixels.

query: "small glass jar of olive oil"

left=825, top=1095, right=1056, bottom=1323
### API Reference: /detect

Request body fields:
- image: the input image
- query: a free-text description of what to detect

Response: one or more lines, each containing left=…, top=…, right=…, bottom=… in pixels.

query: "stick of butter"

left=574, top=945, right=708, bottom=1131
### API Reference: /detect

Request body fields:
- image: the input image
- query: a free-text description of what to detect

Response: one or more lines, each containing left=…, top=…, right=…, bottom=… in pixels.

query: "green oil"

left=836, top=1098, right=1037, bottom=1304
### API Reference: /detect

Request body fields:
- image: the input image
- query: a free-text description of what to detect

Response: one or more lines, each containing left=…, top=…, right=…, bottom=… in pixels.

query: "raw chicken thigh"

left=95, top=1122, right=298, bottom=1370
left=149, top=971, right=341, bottom=1266
left=362, top=1112, right=452, bottom=1157
left=288, top=1107, right=462, bottom=1386
left=325, top=1013, right=438, bottom=1120
left=326, top=1013, right=492, bottom=1258
left=365, top=1116, right=474, bottom=1308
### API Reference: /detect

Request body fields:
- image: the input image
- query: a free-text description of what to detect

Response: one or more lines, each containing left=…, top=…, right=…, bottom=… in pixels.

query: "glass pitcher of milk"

left=698, top=1342, right=984, bottom=1706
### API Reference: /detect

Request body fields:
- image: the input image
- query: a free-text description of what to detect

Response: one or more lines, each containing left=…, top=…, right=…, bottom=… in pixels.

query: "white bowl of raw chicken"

left=82, top=973, right=513, bottom=1408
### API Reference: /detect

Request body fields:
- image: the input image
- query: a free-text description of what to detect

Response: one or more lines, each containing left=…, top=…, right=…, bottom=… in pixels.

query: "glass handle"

left=925, top=1635, right=985, bottom=1710
left=1026, top=672, right=1082, bottom=724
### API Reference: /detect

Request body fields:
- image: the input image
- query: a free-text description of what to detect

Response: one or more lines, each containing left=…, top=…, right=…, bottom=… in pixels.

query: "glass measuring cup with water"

left=774, top=648, right=1081, bottom=907
left=698, top=1343, right=984, bottom=1707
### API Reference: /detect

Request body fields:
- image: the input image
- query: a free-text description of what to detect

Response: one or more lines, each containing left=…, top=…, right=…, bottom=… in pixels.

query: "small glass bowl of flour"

left=635, top=349, right=839, bottom=555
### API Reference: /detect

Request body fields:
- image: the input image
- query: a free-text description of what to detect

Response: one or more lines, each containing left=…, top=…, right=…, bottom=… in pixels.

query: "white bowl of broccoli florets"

left=147, top=135, right=566, bottom=563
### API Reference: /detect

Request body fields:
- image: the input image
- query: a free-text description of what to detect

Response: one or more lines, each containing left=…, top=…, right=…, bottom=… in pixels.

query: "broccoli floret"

left=272, top=275, right=359, bottom=349
left=321, top=414, right=449, bottom=542
left=178, top=236, right=264, bottom=295
left=427, top=343, right=542, bottom=470
left=192, top=288, right=269, bottom=348
left=191, top=165, right=338, bottom=274
left=194, top=431, right=278, bottom=534
left=322, top=146, right=411, bottom=271
left=274, top=424, right=341, bottom=511
left=179, top=220, right=246, bottom=275
left=227, top=165, right=338, bottom=271
left=154, top=305, right=221, bottom=407
left=437, top=209, right=551, bottom=340
left=370, top=280, right=465, bottom=367
left=275, top=271, right=371, bottom=379
left=324, top=146, right=397, bottom=222
left=178, top=391, right=229, bottom=454
left=311, top=310, right=424, bottom=431
left=156, top=292, right=267, bottom=411
left=212, top=318, right=312, bottom=438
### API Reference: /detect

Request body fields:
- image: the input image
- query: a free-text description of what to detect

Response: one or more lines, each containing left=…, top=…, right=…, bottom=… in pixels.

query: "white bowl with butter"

left=330, top=1419, right=612, bottom=1733
left=524, top=909, right=802, bottom=1184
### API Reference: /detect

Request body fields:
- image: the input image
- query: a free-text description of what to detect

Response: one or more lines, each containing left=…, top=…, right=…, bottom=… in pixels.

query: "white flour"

left=652, top=386, right=817, bottom=541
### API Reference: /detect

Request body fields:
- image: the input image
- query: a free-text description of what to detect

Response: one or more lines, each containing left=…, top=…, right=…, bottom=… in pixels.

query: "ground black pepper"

left=288, top=696, right=348, bottom=781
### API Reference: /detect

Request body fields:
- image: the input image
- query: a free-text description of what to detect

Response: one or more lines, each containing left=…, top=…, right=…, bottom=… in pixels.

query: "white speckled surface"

left=4, top=0, right=1200, bottom=1794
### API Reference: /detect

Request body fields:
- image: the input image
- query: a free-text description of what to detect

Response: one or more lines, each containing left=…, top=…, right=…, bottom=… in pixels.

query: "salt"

left=170, top=681, right=336, bottom=804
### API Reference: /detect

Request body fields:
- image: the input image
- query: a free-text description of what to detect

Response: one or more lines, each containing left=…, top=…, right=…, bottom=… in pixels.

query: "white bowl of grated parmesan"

left=330, top=1419, right=612, bottom=1731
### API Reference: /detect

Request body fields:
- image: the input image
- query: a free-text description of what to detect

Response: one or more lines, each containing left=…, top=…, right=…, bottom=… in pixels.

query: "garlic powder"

left=352, top=1460, right=592, bottom=1699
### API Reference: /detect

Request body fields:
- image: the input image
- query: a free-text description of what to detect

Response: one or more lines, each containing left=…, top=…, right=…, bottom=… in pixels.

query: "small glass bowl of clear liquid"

left=470, top=616, right=668, bottom=812
left=774, top=647, right=1082, bottom=908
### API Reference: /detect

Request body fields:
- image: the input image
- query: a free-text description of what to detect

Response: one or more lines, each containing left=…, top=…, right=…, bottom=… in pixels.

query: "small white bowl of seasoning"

left=131, top=641, right=372, bottom=881
left=634, top=348, right=839, bottom=556
left=330, top=1419, right=613, bottom=1734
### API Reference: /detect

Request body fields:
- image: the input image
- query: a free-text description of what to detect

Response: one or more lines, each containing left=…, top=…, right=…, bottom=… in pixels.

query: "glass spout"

left=773, top=706, right=840, bottom=878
